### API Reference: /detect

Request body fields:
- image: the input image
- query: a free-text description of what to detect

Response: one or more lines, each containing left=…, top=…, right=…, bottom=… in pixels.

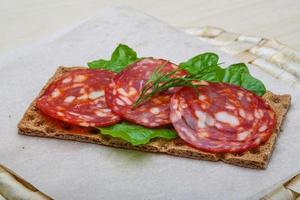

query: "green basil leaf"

left=98, top=122, right=177, bottom=145
left=222, top=63, right=249, bottom=83
left=200, top=67, right=225, bottom=82
left=88, top=59, right=109, bottom=69
left=179, top=52, right=223, bottom=82
left=179, top=54, right=266, bottom=96
left=240, top=73, right=266, bottom=96
left=179, top=52, right=219, bottom=75
left=221, top=63, right=265, bottom=95
left=222, top=63, right=249, bottom=85
left=88, top=44, right=139, bottom=73
left=111, top=44, right=138, bottom=64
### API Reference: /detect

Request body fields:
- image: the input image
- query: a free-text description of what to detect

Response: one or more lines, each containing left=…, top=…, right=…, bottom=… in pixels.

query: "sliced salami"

left=36, top=69, right=121, bottom=127
left=105, top=58, right=186, bottom=127
left=170, top=82, right=276, bottom=153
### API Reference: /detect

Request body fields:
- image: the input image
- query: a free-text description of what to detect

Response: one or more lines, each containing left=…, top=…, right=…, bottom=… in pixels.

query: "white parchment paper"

left=0, top=6, right=299, bottom=200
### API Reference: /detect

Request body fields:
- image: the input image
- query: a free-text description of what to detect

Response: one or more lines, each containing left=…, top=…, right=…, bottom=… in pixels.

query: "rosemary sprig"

left=132, top=63, right=203, bottom=108
left=132, top=62, right=169, bottom=108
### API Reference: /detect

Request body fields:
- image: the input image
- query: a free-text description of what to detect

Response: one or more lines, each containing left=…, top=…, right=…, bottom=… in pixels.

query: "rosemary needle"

left=132, top=63, right=203, bottom=108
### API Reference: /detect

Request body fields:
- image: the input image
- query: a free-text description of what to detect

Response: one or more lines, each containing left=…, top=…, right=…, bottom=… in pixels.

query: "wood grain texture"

left=0, top=0, right=299, bottom=55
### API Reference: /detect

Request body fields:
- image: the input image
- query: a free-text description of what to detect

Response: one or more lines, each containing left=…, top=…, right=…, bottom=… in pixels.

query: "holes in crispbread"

left=283, top=104, right=289, bottom=109
left=45, top=127, right=55, bottom=133
left=34, top=120, right=44, bottom=127
left=32, top=106, right=38, bottom=111
left=249, top=147, right=260, bottom=154
left=230, top=152, right=244, bottom=157
left=263, top=154, right=269, bottom=161
left=160, top=142, right=169, bottom=149
left=26, top=114, right=35, bottom=121
left=272, top=96, right=281, bottom=103
left=173, top=139, right=185, bottom=146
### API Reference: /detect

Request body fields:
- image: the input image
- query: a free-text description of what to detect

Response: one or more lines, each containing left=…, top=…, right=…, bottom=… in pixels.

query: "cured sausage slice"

left=105, top=58, right=186, bottom=127
left=36, top=69, right=121, bottom=127
left=170, top=82, right=276, bottom=153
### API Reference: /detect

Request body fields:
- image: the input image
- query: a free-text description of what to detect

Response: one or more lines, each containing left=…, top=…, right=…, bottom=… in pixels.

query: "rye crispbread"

left=18, top=67, right=291, bottom=169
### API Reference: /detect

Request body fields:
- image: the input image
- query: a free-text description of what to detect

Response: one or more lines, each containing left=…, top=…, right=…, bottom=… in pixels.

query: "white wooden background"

left=0, top=0, right=299, bottom=55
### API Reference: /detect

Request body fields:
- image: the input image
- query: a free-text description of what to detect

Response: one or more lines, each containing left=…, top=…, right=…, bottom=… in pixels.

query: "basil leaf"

left=180, top=53, right=223, bottom=82
left=88, top=59, right=109, bottom=69
left=240, top=73, right=266, bottom=96
left=222, top=63, right=249, bottom=84
left=200, top=67, right=225, bottom=82
left=179, top=54, right=266, bottom=96
left=111, top=44, right=138, bottom=64
left=98, top=122, right=177, bottom=145
left=221, top=63, right=265, bottom=95
left=179, top=52, right=219, bottom=75
left=88, top=44, right=139, bottom=73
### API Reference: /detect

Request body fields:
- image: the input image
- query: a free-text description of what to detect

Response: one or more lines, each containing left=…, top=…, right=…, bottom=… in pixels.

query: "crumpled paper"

left=0, top=6, right=299, bottom=200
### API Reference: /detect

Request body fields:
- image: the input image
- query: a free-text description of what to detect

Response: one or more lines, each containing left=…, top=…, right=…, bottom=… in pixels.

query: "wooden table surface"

left=0, top=0, right=299, bottom=55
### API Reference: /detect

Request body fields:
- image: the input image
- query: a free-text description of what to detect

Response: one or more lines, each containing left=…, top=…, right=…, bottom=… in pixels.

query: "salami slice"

left=105, top=58, right=186, bottom=127
left=170, top=82, right=276, bottom=153
left=36, top=69, right=121, bottom=127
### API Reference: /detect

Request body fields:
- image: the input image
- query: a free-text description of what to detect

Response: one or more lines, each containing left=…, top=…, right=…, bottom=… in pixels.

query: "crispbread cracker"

left=18, top=67, right=291, bottom=169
